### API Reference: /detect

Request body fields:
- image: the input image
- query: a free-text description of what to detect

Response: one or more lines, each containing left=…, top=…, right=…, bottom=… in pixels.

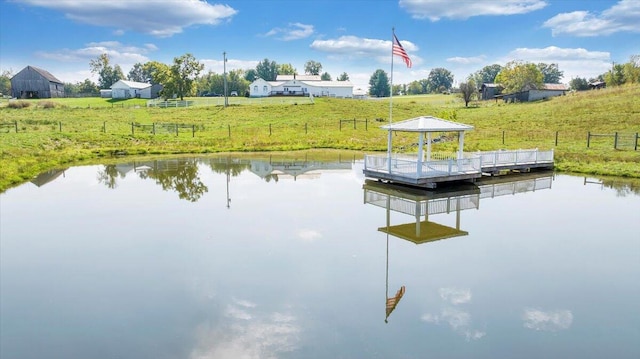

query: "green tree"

left=569, top=77, right=589, bottom=91
left=537, top=63, right=564, bottom=83
left=406, top=80, right=423, bottom=94
left=459, top=79, right=476, bottom=107
left=603, top=63, right=625, bottom=86
left=622, top=55, right=640, bottom=84
left=164, top=53, right=204, bottom=100
left=256, top=58, right=278, bottom=81
left=321, top=72, right=332, bottom=81
left=244, top=69, right=258, bottom=82
left=495, top=60, right=543, bottom=93
left=337, top=72, right=349, bottom=81
left=369, top=69, right=390, bottom=97
left=89, top=54, right=124, bottom=89
left=142, top=61, right=170, bottom=85
left=427, top=68, right=454, bottom=93
left=278, top=63, right=296, bottom=75
left=127, top=63, right=148, bottom=82
left=304, top=60, right=322, bottom=75
left=0, top=70, right=12, bottom=96
left=471, top=64, right=502, bottom=85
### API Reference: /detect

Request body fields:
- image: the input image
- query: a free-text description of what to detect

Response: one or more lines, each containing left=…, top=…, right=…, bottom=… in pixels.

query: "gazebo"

left=363, top=116, right=481, bottom=188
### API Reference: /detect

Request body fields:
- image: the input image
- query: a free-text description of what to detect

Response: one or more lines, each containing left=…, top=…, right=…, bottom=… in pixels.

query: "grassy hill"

left=0, top=84, right=638, bottom=191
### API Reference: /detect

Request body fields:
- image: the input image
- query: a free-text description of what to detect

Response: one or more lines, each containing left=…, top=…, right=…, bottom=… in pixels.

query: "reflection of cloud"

left=422, top=287, right=485, bottom=341
left=439, top=287, right=471, bottom=305
left=523, top=308, right=573, bottom=331
left=297, top=229, right=322, bottom=242
left=191, top=299, right=300, bottom=359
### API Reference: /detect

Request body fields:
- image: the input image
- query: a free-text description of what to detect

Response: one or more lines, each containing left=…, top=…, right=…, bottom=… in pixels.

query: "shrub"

left=39, top=101, right=56, bottom=109
left=7, top=101, right=31, bottom=109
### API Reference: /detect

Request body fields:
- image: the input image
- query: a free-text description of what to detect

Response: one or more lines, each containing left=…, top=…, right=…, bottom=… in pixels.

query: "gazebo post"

left=457, top=131, right=465, bottom=160
left=426, top=132, right=432, bottom=162
left=417, top=132, right=424, bottom=176
left=387, top=129, right=393, bottom=173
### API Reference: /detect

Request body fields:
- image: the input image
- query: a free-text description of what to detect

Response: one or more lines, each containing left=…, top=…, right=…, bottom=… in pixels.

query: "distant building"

left=249, top=74, right=353, bottom=98
left=589, top=81, right=606, bottom=90
left=10, top=65, right=65, bottom=99
left=480, top=83, right=503, bottom=100
left=501, top=83, right=569, bottom=103
left=110, top=80, right=162, bottom=99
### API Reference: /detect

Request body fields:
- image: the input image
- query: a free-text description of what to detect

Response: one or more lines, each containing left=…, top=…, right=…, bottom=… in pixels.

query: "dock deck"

left=363, top=149, right=554, bottom=188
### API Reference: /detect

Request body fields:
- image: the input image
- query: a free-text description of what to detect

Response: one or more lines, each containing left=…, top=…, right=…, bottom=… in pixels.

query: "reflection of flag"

left=393, top=34, right=412, bottom=68
left=385, top=285, right=406, bottom=322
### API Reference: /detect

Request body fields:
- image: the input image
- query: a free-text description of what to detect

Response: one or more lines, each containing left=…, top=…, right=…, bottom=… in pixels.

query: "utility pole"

left=223, top=51, right=228, bottom=107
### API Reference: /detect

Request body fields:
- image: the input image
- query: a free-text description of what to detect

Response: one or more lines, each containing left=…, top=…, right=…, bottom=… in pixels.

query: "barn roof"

left=22, top=66, right=63, bottom=84
left=541, top=83, right=569, bottom=91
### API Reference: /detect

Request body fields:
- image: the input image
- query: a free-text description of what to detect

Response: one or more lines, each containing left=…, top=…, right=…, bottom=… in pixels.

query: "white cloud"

left=34, top=41, right=156, bottom=79
left=191, top=298, right=300, bottom=359
left=439, top=287, right=472, bottom=305
left=15, top=0, right=237, bottom=37
left=264, top=23, right=315, bottom=41
left=399, top=0, right=547, bottom=21
left=543, top=0, right=640, bottom=37
left=297, top=229, right=322, bottom=242
left=310, top=35, right=420, bottom=66
left=447, top=55, right=487, bottom=65
left=422, top=287, right=485, bottom=341
left=504, top=46, right=612, bottom=80
left=523, top=308, right=573, bottom=331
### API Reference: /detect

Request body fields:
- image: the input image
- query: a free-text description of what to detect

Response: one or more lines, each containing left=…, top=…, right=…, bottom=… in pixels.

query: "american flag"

left=392, top=34, right=412, bottom=68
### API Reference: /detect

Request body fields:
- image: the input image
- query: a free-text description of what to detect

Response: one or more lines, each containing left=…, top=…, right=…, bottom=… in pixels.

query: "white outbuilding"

left=110, top=80, right=162, bottom=99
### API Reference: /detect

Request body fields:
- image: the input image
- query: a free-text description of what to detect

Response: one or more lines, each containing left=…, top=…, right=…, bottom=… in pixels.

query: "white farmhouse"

left=110, top=80, right=163, bottom=99
left=249, top=74, right=353, bottom=98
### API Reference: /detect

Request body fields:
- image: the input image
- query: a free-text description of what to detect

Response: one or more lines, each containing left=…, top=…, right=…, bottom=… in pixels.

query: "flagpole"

left=387, top=28, right=395, bottom=173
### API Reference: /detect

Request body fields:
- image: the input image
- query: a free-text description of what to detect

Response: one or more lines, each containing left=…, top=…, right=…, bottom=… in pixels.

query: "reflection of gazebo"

left=364, top=180, right=479, bottom=244
left=31, top=169, right=67, bottom=187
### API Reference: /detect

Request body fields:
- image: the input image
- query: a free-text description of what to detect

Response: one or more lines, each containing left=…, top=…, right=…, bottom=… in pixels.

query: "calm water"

left=1, top=152, right=639, bottom=359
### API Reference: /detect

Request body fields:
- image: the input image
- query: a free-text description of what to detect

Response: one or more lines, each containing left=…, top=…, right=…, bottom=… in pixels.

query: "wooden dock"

left=363, top=149, right=554, bottom=188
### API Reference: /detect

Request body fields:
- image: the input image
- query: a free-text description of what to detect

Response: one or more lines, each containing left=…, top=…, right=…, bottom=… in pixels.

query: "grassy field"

left=1, top=84, right=639, bottom=192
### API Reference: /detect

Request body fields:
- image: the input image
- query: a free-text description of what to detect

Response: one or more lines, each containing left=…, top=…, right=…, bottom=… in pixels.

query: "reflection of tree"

left=138, top=159, right=208, bottom=202
left=208, top=159, right=250, bottom=176
left=603, top=178, right=640, bottom=197
left=264, top=174, right=279, bottom=183
left=97, top=164, right=122, bottom=189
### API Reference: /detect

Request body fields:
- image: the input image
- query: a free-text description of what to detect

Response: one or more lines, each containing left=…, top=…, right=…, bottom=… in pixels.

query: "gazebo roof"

left=381, top=116, right=474, bottom=133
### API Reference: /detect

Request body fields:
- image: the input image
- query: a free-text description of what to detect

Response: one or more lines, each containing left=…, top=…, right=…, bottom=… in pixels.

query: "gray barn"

left=11, top=66, right=65, bottom=99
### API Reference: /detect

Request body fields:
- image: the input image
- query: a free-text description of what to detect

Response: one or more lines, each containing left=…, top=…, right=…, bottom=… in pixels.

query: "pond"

left=1, top=151, right=639, bottom=359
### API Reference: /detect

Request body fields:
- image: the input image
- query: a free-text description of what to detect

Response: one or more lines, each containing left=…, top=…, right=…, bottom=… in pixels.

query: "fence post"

left=635, top=133, right=638, bottom=151
left=176, top=124, right=179, bottom=136
left=59, top=121, right=62, bottom=132
left=131, top=122, right=134, bottom=135
left=555, top=131, right=558, bottom=146
left=353, top=118, right=356, bottom=130
left=587, top=132, right=590, bottom=148
left=269, top=123, right=272, bottom=136
left=103, top=121, right=106, bottom=133
left=152, top=123, right=156, bottom=135
left=365, top=118, right=368, bottom=131
left=502, top=130, right=505, bottom=145
left=339, top=120, right=342, bottom=131
left=614, top=132, right=618, bottom=149
left=228, top=124, right=231, bottom=138
left=14, top=120, right=18, bottom=133
left=192, top=125, right=195, bottom=137
left=305, top=123, right=308, bottom=135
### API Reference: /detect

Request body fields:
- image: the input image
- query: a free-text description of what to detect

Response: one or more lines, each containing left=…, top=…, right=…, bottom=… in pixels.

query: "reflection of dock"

left=364, top=171, right=553, bottom=244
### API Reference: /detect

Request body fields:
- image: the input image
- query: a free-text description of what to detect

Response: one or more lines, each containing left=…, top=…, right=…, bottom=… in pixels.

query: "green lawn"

left=1, top=85, right=639, bottom=192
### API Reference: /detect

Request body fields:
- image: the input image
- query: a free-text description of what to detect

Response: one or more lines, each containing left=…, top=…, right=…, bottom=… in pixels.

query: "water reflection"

left=94, top=153, right=359, bottom=202
left=365, top=171, right=554, bottom=324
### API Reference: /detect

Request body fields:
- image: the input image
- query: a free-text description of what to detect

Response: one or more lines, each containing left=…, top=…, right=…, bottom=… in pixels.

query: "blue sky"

left=1, top=0, right=638, bottom=90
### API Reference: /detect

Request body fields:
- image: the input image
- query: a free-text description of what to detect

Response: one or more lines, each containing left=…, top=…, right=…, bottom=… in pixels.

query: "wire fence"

left=0, top=118, right=638, bottom=151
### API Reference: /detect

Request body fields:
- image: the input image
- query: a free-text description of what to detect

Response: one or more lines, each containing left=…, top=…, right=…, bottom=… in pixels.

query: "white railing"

left=469, top=149, right=554, bottom=168
left=364, top=155, right=482, bottom=178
